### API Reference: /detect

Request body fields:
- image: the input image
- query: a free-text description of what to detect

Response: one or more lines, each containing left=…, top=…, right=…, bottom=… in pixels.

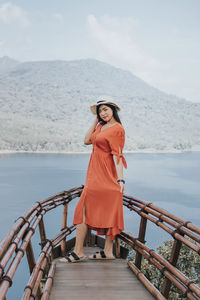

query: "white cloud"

left=87, top=14, right=200, bottom=102
left=87, top=14, right=168, bottom=84
left=0, top=2, right=30, bottom=27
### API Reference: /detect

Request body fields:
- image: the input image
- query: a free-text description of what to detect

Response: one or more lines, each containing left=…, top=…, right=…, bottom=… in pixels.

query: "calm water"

left=0, top=152, right=200, bottom=299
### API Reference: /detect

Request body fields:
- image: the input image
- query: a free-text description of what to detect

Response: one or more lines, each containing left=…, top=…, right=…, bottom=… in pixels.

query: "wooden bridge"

left=0, top=186, right=199, bottom=300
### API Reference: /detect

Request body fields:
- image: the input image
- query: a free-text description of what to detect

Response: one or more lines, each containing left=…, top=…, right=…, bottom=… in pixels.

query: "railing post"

left=135, top=214, right=148, bottom=269
left=115, top=236, right=121, bottom=258
left=26, top=240, right=36, bottom=274
left=84, top=227, right=97, bottom=246
left=161, top=237, right=183, bottom=298
left=84, top=228, right=92, bottom=246
left=61, top=203, right=68, bottom=256
left=39, top=217, right=47, bottom=248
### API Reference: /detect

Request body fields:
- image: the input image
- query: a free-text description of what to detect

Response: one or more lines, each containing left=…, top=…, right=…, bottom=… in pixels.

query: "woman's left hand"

left=118, top=181, right=125, bottom=193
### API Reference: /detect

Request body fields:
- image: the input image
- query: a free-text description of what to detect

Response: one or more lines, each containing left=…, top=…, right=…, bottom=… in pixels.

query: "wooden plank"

left=49, top=247, right=155, bottom=300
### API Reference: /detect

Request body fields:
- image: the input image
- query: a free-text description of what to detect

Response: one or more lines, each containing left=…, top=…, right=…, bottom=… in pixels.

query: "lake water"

left=0, top=152, right=200, bottom=299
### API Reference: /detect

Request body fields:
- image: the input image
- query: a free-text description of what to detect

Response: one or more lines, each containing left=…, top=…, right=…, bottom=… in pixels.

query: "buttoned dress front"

left=73, top=122, right=127, bottom=240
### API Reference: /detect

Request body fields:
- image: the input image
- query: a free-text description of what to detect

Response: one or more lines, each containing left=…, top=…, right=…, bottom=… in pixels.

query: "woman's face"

left=98, top=104, right=114, bottom=122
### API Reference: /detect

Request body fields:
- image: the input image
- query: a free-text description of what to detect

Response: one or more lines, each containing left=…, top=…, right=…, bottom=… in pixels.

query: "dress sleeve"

left=108, top=128, right=127, bottom=169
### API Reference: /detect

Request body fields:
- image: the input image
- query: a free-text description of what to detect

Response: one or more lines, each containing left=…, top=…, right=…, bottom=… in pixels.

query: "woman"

left=60, top=96, right=127, bottom=263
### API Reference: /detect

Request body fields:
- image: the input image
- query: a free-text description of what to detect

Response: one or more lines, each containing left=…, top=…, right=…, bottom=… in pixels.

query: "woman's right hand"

left=118, top=181, right=125, bottom=193
left=84, top=116, right=99, bottom=145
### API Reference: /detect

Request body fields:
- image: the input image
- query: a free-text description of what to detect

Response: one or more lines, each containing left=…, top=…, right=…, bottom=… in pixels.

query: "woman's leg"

left=60, top=204, right=88, bottom=262
left=103, top=234, right=115, bottom=258
left=73, top=204, right=88, bottom=257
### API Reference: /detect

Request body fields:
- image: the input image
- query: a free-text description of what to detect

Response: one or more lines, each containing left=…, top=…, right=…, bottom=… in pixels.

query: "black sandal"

left=59, top=251, right=86, bottom=263
left=89, top=250, right=115, bottom=260
left=93, top=250, right=106, bottom=259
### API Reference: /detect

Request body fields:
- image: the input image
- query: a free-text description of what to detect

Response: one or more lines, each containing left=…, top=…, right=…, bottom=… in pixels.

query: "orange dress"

left=73, top=122, right=127, bottom=240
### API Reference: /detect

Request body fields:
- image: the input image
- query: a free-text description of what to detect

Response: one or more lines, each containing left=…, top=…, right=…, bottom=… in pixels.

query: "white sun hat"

left=90, top=95, right=121, bottom=115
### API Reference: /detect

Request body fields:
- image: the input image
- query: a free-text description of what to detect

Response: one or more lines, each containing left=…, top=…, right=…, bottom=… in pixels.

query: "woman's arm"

left=84, top=117, right=99, bottom=145
left=113, top=155, right=125, bottom=193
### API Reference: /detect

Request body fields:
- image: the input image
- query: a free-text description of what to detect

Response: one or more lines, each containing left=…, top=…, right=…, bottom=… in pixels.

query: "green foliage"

left=157, top=240, right=200, bottom=286
left=123, top=239, right=200, bottom=300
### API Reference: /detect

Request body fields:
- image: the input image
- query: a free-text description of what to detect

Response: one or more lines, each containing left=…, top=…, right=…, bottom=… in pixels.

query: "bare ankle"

left=104, top=249, right=114, bottom=257
left=73, top=249, right=84, bottom=257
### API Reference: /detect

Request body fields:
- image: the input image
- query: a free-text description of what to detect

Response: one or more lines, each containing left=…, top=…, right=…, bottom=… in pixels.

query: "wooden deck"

left=49, top=246, right=155, bottom=300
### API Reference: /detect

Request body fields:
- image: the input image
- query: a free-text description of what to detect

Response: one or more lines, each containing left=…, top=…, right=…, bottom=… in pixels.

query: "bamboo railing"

left=0, top=186, right=199, bottom=300
left=121, top=195, right=200, bottom=300
left=0, top=186, right=81, bottom=300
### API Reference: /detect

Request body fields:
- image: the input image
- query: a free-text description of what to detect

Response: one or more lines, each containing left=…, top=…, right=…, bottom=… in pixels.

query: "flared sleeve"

left=107, top=127, right=127, bottom=169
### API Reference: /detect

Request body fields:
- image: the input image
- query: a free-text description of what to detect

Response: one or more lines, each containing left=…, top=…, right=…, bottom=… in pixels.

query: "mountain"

left=0, top=57, right=199, bottom=153
left=0, top=56, right=19, bottom=73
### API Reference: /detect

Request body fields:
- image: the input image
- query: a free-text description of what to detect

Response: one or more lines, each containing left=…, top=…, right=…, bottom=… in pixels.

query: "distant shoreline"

left=0, top=148, right=200, bottom=155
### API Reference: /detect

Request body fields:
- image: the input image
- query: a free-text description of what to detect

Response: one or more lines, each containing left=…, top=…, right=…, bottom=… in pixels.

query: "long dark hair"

left=96, top=104, right=122, bottom=124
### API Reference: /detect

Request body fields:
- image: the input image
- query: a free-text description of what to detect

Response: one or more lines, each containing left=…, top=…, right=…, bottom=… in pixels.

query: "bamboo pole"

left=84, top=228, right=92, bottom=246
left=128, top=261, right=166, bottom=300
left=1, top=187, right=200, bottom=300
left=0, top=218, right=24, bottom=259
left=124, top=195, right=200, bottom=235
left=0, top=230, right=35, bottom=297
left=41, top=263, right=56, bottom=300
left=0, top=208, right=45, bottom=279
left=123, top=201, right=200, bottom=253
left=161, top=238, right=183, bottom=298
left=0, top=222, right=29, bottom=278
left=22, top=242, right=52, bottom=299
left=39, top=186, right=83, bottom=205
left=0, top=203, right=39, bottom=259
left=52, top=225, right=76, bottom=247
left=120, top=234, right=198, bottom=299
left=0, top=211, right=46, bottom=298
left=135, top=213, right=148, bottom=269
left=124, top=195, right=186, bottom=224
left=26, top=240, right=36, bottom=275
left=61, top=203, right=68, bottom=256
left=39, top=217, right=47, bottom=248
left=30, top=247, right=52, bottom=299
left=119, top=232, right=200, bottom=299
left=0, top=187, right=82, bottom=299
left=187, top=222, right=200, bottom=235
left=123, top=198, right=200, bottom=243
left=115, top=236, right=121, bottom=258
left=43, top=193, right=79, bottom=213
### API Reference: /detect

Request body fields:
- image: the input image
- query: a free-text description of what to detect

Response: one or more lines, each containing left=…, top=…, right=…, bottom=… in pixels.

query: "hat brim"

left=90, top=101, right=121, bottom=115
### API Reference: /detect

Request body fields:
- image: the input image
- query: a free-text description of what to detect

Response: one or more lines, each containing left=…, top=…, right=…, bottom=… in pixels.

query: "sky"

left=0, top=0, right=199, bottom=103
